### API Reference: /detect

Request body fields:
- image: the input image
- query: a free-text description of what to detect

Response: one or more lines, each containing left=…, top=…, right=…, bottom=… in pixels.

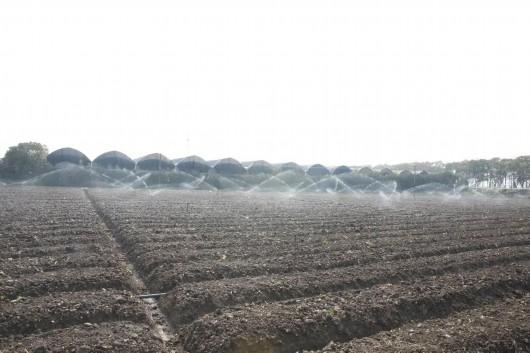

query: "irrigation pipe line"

left=138, top=292, right=167, bottom=299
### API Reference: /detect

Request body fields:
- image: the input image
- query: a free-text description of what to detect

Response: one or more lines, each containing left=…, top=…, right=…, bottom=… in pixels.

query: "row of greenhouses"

left=47, top=147, right=361, bottom=176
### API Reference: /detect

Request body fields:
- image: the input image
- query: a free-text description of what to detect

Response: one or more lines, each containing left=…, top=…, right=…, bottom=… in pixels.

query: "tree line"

left=445, top=157, right=530, bottom=189
left=378, top=156, right=530, bottom=189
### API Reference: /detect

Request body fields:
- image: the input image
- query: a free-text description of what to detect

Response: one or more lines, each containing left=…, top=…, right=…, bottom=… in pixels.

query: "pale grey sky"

left=1, top=1, right=529, bottom=166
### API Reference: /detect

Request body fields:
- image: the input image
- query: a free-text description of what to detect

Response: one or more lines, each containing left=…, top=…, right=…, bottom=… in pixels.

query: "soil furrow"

left=160, top=245, right=530, bottom=326
left=132, top=229, right=530, bottom=275
left=181, top=262, right=530, bottom=353
left=83, top=189, right=176, bottom=350
left=0, top=290, right=147, bottom=337
left=0, top=266, right=132, bottom=300
left=1, top=251, right=119, bottom=277
left=0, top=321, right=170, bottom=353
left=146, top=236, right=530, bottom=291
left=305, top=294, right=530, bottom=353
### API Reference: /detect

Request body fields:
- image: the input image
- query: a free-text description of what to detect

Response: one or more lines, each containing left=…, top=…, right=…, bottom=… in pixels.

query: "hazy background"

left=1, top=1, right=529, bottom=166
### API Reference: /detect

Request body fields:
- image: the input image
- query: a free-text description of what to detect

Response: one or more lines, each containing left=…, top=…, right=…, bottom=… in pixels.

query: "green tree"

left=1, top=142, right=50, bottom=180
left=512, top=156, right=530, bottom=188
left=491, top=159, right=509, bottom=188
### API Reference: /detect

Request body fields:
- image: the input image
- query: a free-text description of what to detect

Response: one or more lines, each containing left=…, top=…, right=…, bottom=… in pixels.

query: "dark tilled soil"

left=0, top=187, right=177, bottom=353
left=86, top=189, right=530, bottom=353
left=1, top=233, right=110, bottom=250
left=115, top=229, right=530, bottom=262
left=0, top=251, right=120, bottom=277
left=181, top=262, right=530, bottom=353
left=0, top=321, right=169, bottom=353
left=146, top=235, right=530, bottom=292
left=0, top=266, right=132, bottom=300
left=305, top=294, right=530, bottom=353
left=0, top=290, right=147, bottom=337
left=129, top=226, right=530, bottom=275
left=3, top=187, right=530, bottom=353
left=159, top=245, right=530, bottom=326
left=0, top=243, right=112, bottom=260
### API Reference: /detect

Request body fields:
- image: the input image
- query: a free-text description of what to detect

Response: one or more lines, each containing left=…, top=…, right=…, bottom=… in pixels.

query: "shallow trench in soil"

left=84, top=189, right=177, bottom=349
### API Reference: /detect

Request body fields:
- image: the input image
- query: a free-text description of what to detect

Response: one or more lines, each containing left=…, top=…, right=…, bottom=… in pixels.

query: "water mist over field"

left=4, top=163, right=485, bottom=199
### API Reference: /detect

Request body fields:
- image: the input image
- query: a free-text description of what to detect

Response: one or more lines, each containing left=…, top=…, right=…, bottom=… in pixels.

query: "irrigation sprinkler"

left=413, top=165, right=417, bottom=199
left=158, top=154, right=161, bottom=186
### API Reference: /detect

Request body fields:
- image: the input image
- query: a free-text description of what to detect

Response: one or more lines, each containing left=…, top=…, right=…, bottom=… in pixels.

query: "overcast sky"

left=1, top=1, right=529, bottom=166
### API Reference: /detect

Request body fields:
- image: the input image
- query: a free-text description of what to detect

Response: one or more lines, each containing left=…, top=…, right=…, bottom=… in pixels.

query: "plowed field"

left=1, top=187, right=529, bottom=353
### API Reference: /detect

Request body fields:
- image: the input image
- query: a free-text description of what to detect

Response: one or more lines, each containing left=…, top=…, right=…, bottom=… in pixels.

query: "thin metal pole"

left=138, top=293, right=167, bottom=299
